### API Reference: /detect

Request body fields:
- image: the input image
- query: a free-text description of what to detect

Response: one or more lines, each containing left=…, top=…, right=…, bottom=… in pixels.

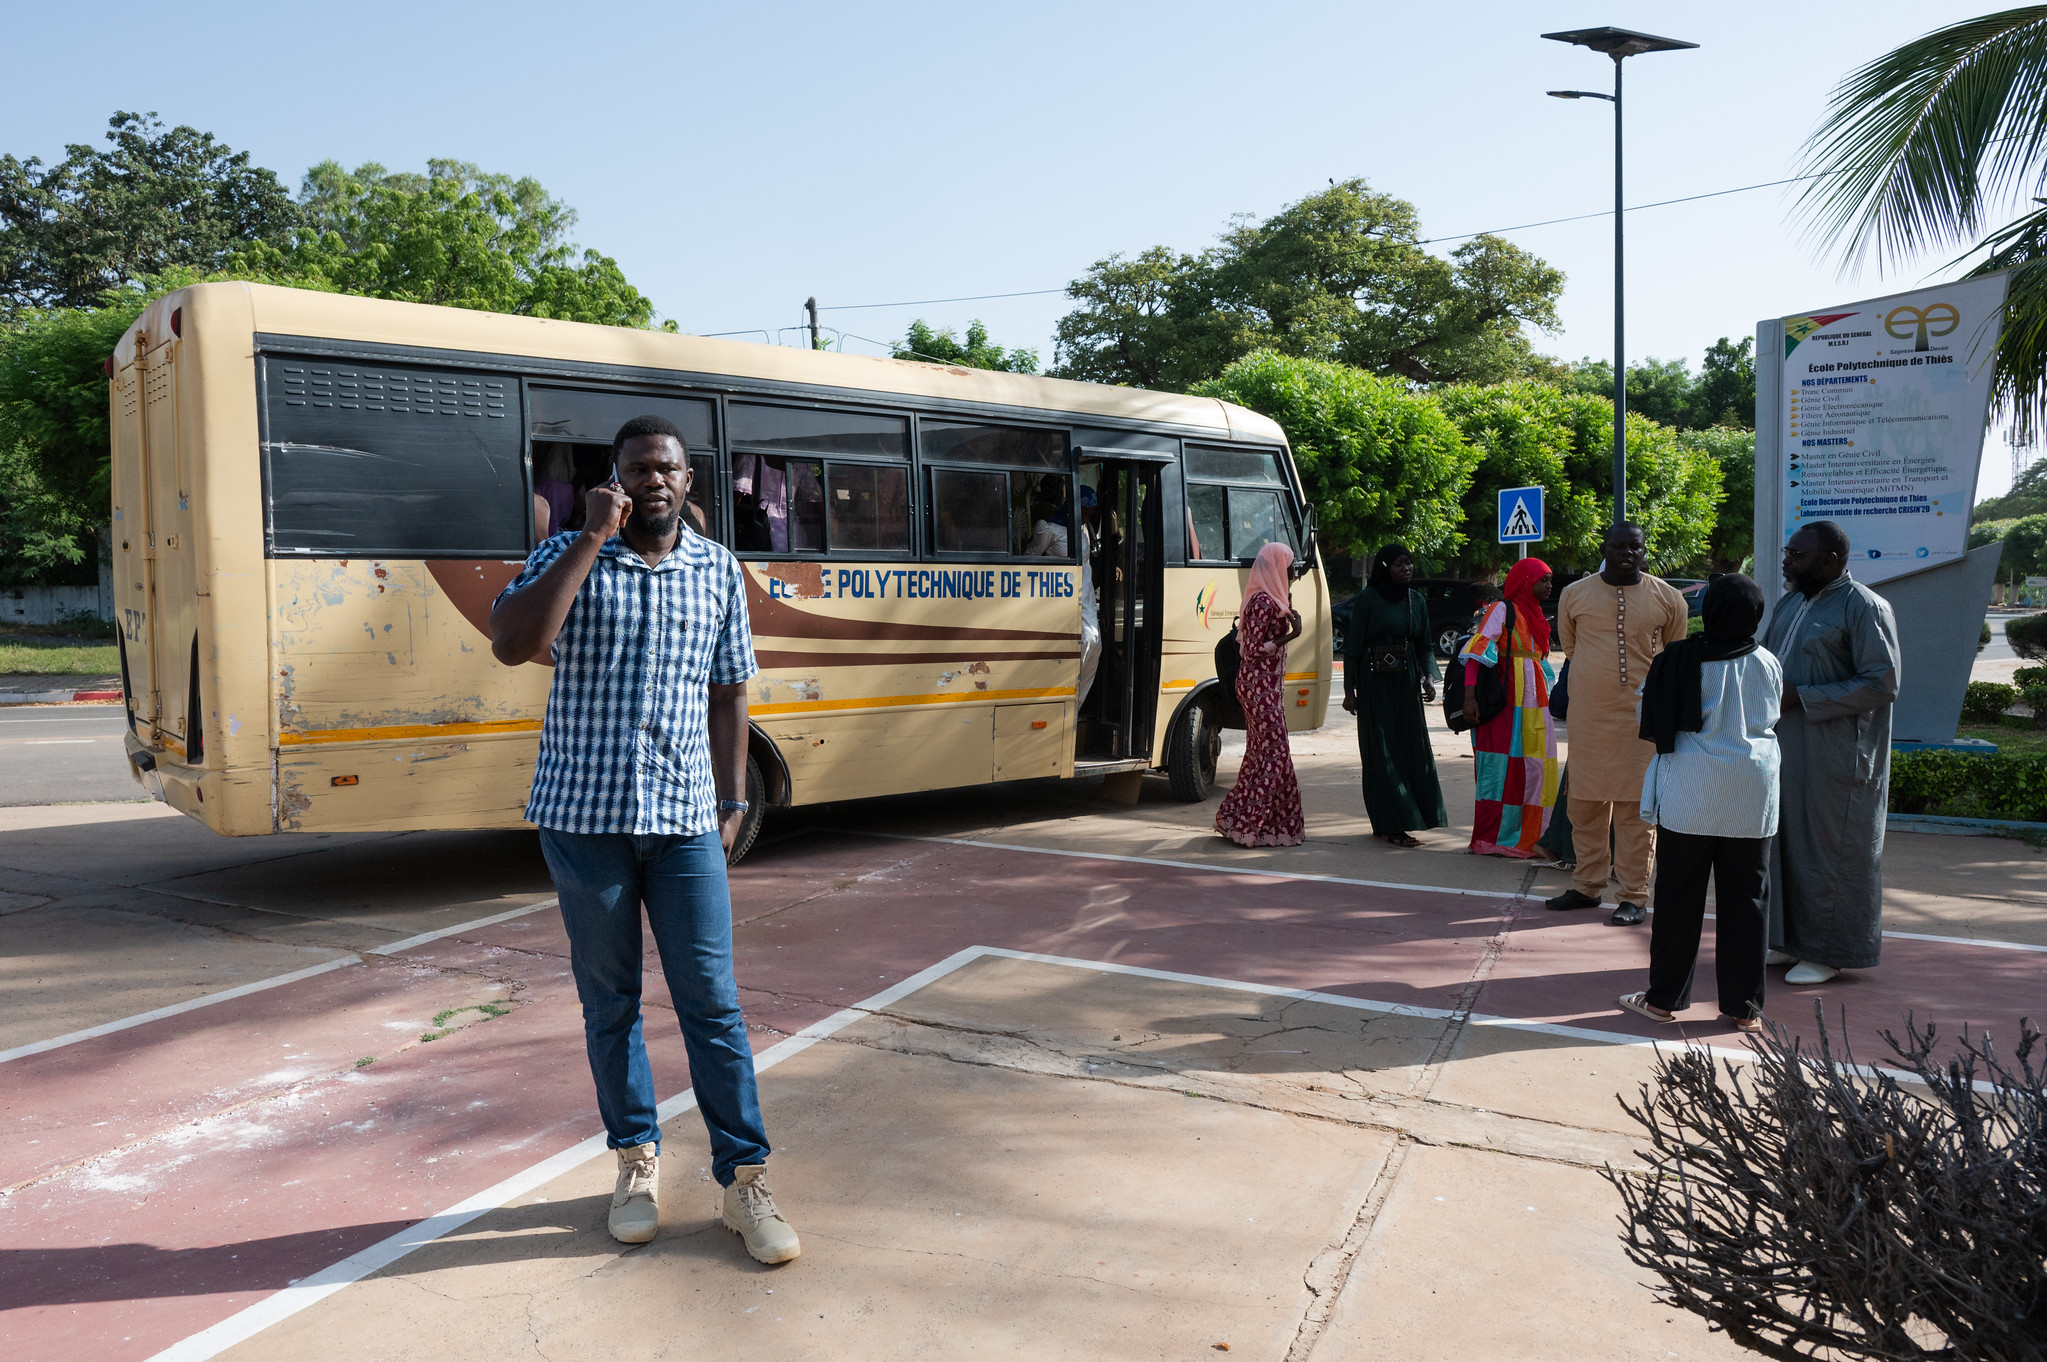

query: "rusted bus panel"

left=271, top=559, right=547, bottom=740
left=765, top=707, right=996, bottom=805
left=277, top=735, right=539, bottom=833
left=993, top=702, right=1069, bottom=782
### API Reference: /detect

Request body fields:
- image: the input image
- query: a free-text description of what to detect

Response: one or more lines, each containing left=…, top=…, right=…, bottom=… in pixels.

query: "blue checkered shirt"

left=498, top=529, right=756, bottom=836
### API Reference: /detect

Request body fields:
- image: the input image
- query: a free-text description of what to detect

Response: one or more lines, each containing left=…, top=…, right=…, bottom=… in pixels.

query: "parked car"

left=1336, top=578, right=1508, bottom=659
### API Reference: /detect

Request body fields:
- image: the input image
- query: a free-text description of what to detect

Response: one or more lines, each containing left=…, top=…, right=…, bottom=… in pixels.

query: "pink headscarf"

left=1243, top=542, right=1294, bottom=610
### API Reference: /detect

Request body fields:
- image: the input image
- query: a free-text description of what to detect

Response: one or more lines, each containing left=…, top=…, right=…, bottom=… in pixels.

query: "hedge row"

left=1890, top=750, right=2047, bottom=823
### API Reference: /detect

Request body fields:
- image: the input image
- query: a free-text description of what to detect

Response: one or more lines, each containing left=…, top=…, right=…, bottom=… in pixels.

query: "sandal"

left=1378, top=832, right=1423, bottom=848
left=1616, top=991, right=1677, bottom=1024
left=1722, top=1014, right=1763, bottom=1034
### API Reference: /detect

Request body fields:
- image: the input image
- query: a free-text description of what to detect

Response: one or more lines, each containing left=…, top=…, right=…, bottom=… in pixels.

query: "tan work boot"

left=721, top=1164, right=800, bottom=1264
left=608, top=1144, right=660, bottom=1244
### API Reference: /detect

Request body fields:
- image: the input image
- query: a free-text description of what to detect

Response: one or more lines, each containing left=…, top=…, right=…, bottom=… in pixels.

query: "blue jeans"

left=538, top=828, right=770, bottom=1186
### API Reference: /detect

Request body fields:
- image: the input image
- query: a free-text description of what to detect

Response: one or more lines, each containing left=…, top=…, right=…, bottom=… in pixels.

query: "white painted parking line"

left=863, top=830, right=1524, bottom=900
left=146, top=944, right=988, bottom=1362
left=150, top=939, right=1988, bottom=1362
left=366, top=898, right=559, bottom=956
left=0, top=958, right=362, bottom=1065
left=0, top=900, right=560, bottom=1066
left=21, top=739, right=98, bottom=745
left=885, top=831, right=2047, bottom=953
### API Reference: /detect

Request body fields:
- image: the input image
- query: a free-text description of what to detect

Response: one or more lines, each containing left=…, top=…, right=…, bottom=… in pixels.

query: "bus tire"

left=726, top=753, right=768, bottom=866
left=1166, top=698, right=1221, bottom=802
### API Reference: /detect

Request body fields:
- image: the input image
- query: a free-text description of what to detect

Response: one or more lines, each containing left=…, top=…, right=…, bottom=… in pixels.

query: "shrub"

left=2008, top=612, right=2047, bottom=659
left=1891, top=750, right=2047, bottom=821
left=1607, top=1008, right=2046, bottom=1362
left=1964, top=681, right=2018, bottom=724
left=1982, top=619, right=1994, bottom=651
left=2018, top=665, right=2047, bottom=690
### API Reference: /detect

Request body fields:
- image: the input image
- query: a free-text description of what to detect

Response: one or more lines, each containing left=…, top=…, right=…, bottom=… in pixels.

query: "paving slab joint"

left=1287, top=1138, right=1412, bottom=1362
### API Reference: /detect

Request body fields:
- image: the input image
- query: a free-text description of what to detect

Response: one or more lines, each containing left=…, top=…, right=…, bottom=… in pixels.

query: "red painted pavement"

left=2, top=833, right=2035, bottom=1361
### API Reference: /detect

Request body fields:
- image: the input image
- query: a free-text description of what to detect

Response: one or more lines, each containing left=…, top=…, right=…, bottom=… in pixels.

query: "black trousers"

left=1646, top=827, right=1769, bottom=1019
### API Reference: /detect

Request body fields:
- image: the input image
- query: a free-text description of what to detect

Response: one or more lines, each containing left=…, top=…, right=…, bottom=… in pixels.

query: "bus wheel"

left=726, top=753, right=767, bottom=866
left=1166, top=700, right=1221, bottom=801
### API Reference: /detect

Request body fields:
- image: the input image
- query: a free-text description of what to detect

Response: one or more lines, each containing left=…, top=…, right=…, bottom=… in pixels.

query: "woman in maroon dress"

left=1216, top=542, right=1306, bottom=847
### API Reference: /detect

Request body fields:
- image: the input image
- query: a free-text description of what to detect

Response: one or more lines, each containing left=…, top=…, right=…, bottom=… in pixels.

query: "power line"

left=1419, top=172, right=1823, bottom=244
left=720, top=171, right=1822, bottom=337
left=815, top=287, right=1068, bottom=312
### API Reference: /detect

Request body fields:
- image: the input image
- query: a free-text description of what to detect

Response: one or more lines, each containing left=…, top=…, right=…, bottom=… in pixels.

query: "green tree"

left=0, top=295, right=149, bottom=582
left=1797, top=8, right=2047, bottom=441
left=1995, top=513, right=2047, bottom=576
left=1975, top=455, right=2047, bottom=520
left=1191, top=349, right=1481, bottom=562
left=1687, top=336, right=1756, bottom=430
left=893, top=318, right=1038, bottom=373
left=1433, top=382, right=1722, bottom=574
left=1051, top=179, right=1565, bottom=391
left=0, top=113, right=297, bottom=315
left=239, top=159, right=654, bottom=326
left=1565, top=356, right=1694, bottom=428
left=1676, top=426, right=1756, bottom=572
left=1563, top=337, right=1755, bottom=432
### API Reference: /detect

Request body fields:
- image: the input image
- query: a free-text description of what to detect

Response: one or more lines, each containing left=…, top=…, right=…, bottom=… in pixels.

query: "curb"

left=1888, top=812, right=2047, bottom=838
left=0, top=690, right=121, bottom=706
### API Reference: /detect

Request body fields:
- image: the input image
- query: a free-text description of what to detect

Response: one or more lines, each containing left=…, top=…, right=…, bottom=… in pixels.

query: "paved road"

left=0, top=705, right=141, bottom=806
left=1982, top=614, right=2016, bottom=663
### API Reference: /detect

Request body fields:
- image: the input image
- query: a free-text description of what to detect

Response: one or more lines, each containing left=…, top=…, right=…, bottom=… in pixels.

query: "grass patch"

left=354, top=1055, right=375, bottom=1068
left=1957, top=722, right=2047, bottom=758
left=419, top=1001, right=511, bottom=1043
left=0, top=638, right=120, bottom=675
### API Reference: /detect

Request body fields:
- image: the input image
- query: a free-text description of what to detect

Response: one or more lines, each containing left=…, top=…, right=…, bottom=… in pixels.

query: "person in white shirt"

left=1617, top=575, right=1780, bottom=1033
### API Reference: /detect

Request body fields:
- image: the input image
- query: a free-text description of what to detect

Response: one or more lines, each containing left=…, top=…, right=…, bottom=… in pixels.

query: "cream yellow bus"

left=107, top=283, right=1331, bottom=858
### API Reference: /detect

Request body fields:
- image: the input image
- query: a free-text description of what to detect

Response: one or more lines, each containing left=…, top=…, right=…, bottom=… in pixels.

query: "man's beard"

left=628, top=507, right=679, bottom=539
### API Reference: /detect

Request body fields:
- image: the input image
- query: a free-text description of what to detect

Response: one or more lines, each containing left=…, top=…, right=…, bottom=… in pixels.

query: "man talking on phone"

left=490, top=415, right=798, bottom=1264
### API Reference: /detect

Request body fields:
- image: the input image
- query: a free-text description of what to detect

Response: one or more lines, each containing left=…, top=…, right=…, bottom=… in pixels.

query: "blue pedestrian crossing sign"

left=1497, top=486, right=1545, bottom=544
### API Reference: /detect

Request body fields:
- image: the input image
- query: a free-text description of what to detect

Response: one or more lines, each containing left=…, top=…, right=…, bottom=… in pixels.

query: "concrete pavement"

left=2, top=694, right=2040, bottom=1362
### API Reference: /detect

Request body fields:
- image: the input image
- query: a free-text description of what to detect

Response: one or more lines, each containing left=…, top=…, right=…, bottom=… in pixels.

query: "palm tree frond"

left=1969, top=204, right=2047, bottom=443
left=1797, top=7, right=2047, bottom=272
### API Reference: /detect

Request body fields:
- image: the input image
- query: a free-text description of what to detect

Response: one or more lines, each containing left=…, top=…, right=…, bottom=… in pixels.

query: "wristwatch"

left=718, top=799, right=750, bottom=814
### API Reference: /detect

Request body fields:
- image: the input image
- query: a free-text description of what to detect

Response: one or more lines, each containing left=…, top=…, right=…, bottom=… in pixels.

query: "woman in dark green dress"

left=1342, top=545, right=1447, bottom=847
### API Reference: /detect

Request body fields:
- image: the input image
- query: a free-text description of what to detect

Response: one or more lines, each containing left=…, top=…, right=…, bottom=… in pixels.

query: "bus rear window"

left=261, top=357, right=527, bottom=557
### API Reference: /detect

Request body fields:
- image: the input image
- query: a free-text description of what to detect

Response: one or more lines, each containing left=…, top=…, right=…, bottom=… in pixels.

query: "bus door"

left=1077, top=457, right=1163, bottom=761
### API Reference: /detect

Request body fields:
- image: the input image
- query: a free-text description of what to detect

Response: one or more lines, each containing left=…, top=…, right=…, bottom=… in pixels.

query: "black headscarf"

left=1367, top=544, right=1414, bottom=603
left=1638, top=574, right=1766, bottom=754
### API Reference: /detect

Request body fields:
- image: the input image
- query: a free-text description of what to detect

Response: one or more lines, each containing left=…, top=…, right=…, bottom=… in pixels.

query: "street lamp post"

left=1544, top=26, right=1696, bottom=524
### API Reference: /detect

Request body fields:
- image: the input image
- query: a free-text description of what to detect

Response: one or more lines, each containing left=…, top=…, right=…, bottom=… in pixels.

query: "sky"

left=8, top=0, right=2023, bottom=498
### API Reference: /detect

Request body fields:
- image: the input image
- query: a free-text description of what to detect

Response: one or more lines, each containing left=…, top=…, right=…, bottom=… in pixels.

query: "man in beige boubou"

left=1547, top=523, right=1690, bottom=926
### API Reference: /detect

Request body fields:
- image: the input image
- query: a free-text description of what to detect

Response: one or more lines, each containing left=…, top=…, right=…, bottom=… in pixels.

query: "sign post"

left=1498, top=485, right=1546, bottom=559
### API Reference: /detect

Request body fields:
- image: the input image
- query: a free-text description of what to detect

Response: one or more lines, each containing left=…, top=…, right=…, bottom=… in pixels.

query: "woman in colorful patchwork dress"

left=1458, top=557, right=1558, bottom=857
left=1215, top=542, right=1306, bottom=847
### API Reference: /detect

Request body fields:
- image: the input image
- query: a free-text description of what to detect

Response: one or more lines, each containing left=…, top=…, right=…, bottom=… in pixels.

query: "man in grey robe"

left=1763, top=520, right=1902, bottom=983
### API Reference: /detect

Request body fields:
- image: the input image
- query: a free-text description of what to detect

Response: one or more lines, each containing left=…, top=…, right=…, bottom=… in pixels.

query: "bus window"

left=1187, top=483, right=1226, bottom=561
left=1184, top=445, right=1284, bottom=485
left=731, top=403, right=907, bottom=556
left=931, top=468, right=1009, bottom=552
left=262, top=357, right=525, bottom=557
left=529, top=386, right=714, bottom=448
left=1228, top=487, right=1291, bottom=558
left=729, top=402, right=908, bottom=456
left=923, top=421, right=1071, bottom=556
left=921, top=421, right=1065, bottom=468
left=688, top=453, right=717, bottom=539
left=1185, top=444, right=1295, bottom=562
left=826, top=463, right=910, bottom=553
left=734, top=454, right=825, bottom=553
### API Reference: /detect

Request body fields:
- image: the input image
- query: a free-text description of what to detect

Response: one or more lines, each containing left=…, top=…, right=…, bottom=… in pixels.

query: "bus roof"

left=121, top=282, right=1289, bottom=446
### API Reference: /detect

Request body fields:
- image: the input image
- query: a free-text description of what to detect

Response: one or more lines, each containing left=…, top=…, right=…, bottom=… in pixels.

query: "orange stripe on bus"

left=749, top=686, right=1075, bottom=716
left=278, top=719, right=543, bottom=747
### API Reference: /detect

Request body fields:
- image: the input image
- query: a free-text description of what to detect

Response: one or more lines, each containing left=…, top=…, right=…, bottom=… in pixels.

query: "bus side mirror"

left=1292, top=507, right=1318, bottom=578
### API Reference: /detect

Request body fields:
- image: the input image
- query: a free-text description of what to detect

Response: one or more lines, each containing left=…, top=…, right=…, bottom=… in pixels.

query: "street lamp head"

left=1541, top=26, right=1697, bottom=58
left=1547, top=89, right=1613, bottom=101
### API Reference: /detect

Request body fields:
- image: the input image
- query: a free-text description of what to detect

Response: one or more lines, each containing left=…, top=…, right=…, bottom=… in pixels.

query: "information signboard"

left=1772, top=274, right=2006, bottom=585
